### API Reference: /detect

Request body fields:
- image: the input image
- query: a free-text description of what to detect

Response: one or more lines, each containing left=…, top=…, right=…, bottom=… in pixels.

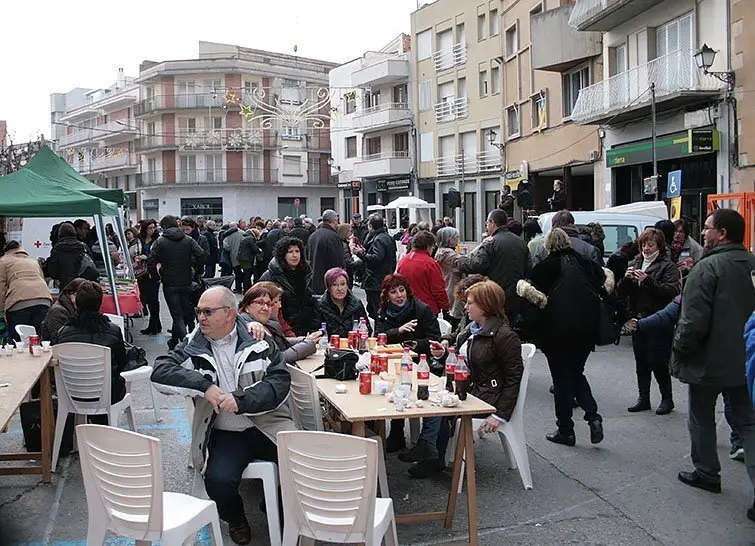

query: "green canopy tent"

left=0, top=167, right=123, bottom=313
left=25, top=146, right=126, bottom=206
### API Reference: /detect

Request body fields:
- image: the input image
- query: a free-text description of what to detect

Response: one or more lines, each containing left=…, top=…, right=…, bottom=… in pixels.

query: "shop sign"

left=504, top=170, right=524, bottom=189
left=689, top=129, right=714, bottom=153
left=337, top=180, right=352, bottom=189
left=376, top=179, right=411, bottom=192
left=351, top=180, right=362, bottom=190
left=607, top=128, right=719, bottom=168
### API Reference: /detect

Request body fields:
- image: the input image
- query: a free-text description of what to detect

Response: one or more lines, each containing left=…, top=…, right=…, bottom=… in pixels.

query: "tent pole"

left=93, top=214, right=121, bottom=316
left=114, top=209, right=134, bottom=278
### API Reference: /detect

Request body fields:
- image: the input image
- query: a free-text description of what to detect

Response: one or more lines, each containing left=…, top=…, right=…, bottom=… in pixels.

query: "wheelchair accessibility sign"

left=667, top=170, right=682, bottom=198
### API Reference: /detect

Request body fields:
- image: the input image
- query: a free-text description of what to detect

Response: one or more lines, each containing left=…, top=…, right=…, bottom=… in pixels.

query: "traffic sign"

left=667, top=170, right=682, bottom=198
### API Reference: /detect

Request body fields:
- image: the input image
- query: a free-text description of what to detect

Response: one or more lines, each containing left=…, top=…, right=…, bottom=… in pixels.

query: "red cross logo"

left=34, top=241, right=42, bottom=248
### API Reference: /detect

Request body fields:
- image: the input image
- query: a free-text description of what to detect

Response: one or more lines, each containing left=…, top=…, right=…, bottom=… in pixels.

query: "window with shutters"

left=282, top=155, right=301, bottom=176
left=345, top=136, right=357, bottom=158
left=562, top=65, right=590, bottom=118
left=420, top=132, right=434, bottom=162
left=417, top=30, right=432, bottom=60
left=419, top=80, right=432, bottom=110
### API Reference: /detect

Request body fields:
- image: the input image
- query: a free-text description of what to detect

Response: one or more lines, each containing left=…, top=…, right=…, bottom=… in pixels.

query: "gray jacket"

left=222, top=228, right=244, bottom=268
left=150, top=317, right=296, bottom=471
left=533, top=225, right=602, bottom=267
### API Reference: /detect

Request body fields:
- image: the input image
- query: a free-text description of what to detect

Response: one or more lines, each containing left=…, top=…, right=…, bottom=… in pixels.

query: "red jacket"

left=397, top=249, right=450, bottom=315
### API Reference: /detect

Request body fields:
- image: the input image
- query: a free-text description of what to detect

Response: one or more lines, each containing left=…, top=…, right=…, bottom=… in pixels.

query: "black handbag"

left=20, top=398, right=74, bottom=455
left=596, top=297, right=621, bottom=346
left=312, top=349, right=360, bottom=381
left=123, top=342, right=149, bottom=372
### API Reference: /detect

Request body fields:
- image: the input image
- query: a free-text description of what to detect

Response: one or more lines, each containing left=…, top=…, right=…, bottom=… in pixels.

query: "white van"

left=538, top=202, right=669, bottom=259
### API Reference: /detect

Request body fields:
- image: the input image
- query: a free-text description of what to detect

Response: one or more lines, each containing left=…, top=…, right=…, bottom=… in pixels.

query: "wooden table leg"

left=463, top=416, right=479, bottom=546
left=352, top=421, right=366, bottom=437
left=39, top=364, right=53, bottom=483
left=444, top=416, right=468, bottom=529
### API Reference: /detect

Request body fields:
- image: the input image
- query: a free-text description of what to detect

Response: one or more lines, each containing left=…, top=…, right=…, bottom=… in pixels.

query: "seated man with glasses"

left=151, top=286, right=295, bottom=545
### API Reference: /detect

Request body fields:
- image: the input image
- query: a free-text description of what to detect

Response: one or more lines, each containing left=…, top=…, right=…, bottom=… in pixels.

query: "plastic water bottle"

left=318, top=322, right=328, bottom=355
left=416, top=354, right=430, bottom=400
left=402, top=347, right=413, bottom=372
left=445, top=347, right=457, bottom=392
left=357, top=318, right=369, bottom=353
left=400, top=358, right=412, bottom=390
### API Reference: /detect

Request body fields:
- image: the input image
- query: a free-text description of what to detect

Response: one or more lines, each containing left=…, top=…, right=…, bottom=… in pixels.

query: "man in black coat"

left=47, top=222, right=99, bottom=287
left=289, top=218, right=311, bottom=248
left=148, top=215, right=206, bottom=350
left=307, top=210, right=345, bottom=294
left=200, top=220, right=219, bottom=278
left=353, top=214, right=397, bottom=318
left=499, top=185, right=515, bottom=218
left=351, top=213, right=368, bottom=244
left=548, top=180, right=567, bottom=211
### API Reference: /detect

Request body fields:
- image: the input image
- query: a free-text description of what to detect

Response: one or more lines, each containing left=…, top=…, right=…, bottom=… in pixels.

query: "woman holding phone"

left=619, top=228, right=680, bottom=415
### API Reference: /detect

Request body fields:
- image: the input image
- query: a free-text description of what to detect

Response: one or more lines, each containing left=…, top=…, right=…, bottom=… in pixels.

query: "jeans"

left=723, top=391, right=743, bottom=449
left=366, top=290, right=381, bottom=320
left=631, top=329, right=673, bottom=400
left=545, top=345, right=601, bottom=434
left=163, top=285, right=194, bottom=342
left=688, top=383, right=755, bottom=493
left=204, top=427, right=278, bottom=523
left=418, top=417, right=451, bottom=458
left=6, top=304, right=49, bottom=342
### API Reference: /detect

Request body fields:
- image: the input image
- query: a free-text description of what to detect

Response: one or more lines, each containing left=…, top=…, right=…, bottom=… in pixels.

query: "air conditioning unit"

left=587, top=150, right=599, bottom=162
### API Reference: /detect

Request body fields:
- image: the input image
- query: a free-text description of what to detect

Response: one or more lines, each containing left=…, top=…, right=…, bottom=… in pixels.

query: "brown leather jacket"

left=455, top=316, right=523, bottom=421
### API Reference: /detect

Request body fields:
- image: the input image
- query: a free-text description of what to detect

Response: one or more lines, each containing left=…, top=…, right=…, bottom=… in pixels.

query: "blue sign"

left=667, top=170, right=682, bottom=198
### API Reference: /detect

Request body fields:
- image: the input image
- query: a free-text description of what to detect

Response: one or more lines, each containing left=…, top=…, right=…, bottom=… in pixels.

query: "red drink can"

left=377, top=333, right=388, bottom=346
left=348, top=331, right=358, bottom=349
left=359, top=369, right=372, bottom=394
left=378, top=354, right=389, bottom=373
left=370, top=353, right=379, bottom=374
left=329, top=335, right=340, bottom=349
left=28, top=335, right=40, bottom=354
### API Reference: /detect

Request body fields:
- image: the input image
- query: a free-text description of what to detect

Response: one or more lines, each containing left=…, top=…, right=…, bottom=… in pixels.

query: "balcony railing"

left=58, top=129, right=94, bottom=147
left=571, top=49, right=723, bottom=124
left=568, top=0, right=621, bottom=28
left=90, top=153, right=137, bottom=171
left=134, top=96, right=165, bottom=117
left=358, top=151, right=410, bottom=162
left=434, top=98, right=469, bottom=123
left=569, top=0, right=664, bottom=31
left=92, top=120, right=138, bottom=141
left=432, top=43, right=467, bottom=72
left=135, top=129, right=279, bottom=153
left=357, top=102, right=409, bottom=116
left=435, top=151, right=501, bottom=176
left=134, top=94, right=225, bottom=116
left=137, top=168, right=279, bottom=187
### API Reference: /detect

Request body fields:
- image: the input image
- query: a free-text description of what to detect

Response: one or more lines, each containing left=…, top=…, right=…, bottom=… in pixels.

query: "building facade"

left=329, top=34, right=413, bottom=222
left=51, top=70, right=140, bottom=217
left=569, top=0, right=730, bottom=233
left=730, top=0, right=754, bottom=192
left=134, top=41, right=339, bottom=224
left=411, top=0, right=604, bottom=243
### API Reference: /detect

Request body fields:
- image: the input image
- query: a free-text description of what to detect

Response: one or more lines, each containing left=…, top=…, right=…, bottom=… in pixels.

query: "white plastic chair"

left=287, top=364, right=390, bottom=498
left=241, top=461, right=282, bottom=546
left=448, top=343, right=536, bottom=491
left=437, top=317, right=452, bottom=336
left=76, top=424, right=222, bottom=545
left=103, top=313, right=125, bottom=337
left=15, top=324, right=36, bottom=343
left=52, top=343, right=136, bottom=471
left=277, top=430, right=398, bottom=546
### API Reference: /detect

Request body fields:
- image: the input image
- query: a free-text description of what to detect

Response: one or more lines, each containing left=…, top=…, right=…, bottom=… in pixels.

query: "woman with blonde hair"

left=529, top=228, right=606, bottom=446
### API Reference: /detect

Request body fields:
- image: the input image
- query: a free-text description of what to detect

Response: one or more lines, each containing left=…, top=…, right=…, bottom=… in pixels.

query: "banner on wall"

left=670, top=197, right=682, bottom=221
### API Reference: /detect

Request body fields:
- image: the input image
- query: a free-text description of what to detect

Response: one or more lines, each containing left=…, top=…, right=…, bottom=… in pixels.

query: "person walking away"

left=137, top=219, right=162, bottom=335
left=397, top=230, right=450, bottom=316
left=222, top=222, right=245, bottom=294
left=523, top=219, right=545, bottom=266
left=335, top=224, right=358, bottom=288
left=289, top=217, right=311, bottom=249
left=533, top=210, right=602, bottom=267
left=148, top=215, right=206, bottom=350
left=458, top=209, right=529, bottom=324
left=150, top=286, right=295, bottom=544
left=499, top=185, right=515, bottom=218
left=672, top=209, right=755, bottom=522
left=200, top=220, right=218, bottom=278
left=237, top=230, right=261, bottom=293
left=47, top=222, right=99, bottom=287
left=352, top=214, right=397, bottom=319
left=435, top=227, right=463, bottom=329
left=308, top=210, right=345, bottom=294
left=618, top=228, right=680, bottom=414
left=548, top=180, right=567, bottom=211
left=0, top=241, right=52, bottom=340
left=527, top=228, right=605, bottom=446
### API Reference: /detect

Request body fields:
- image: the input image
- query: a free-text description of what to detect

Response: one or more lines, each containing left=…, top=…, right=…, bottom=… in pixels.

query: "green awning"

left=25, top=146, right=126, bottom=205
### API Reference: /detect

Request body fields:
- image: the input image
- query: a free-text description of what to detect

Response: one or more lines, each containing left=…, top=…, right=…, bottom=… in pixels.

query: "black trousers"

left=366, top=290, right=381, bottom=321
left=631, top=329, right=673, bottom=400
left=137, top=276, right=161, bottom=332
left=545, top=345, right=601, bottom=434
left=241, top=268, right=254, bottom=293
left=6, top=304, right=49, bottom=342
left=232, top=266, right=244, bottom=292
left=203, top=258, right=217, bottom=279
left=163, top=285, right=193, bottom=342
left=204, top=427, right=279, bottom=523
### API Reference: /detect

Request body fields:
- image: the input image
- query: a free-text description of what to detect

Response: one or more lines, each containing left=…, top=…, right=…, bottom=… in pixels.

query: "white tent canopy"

left=383, top=196, right=434, bottom=210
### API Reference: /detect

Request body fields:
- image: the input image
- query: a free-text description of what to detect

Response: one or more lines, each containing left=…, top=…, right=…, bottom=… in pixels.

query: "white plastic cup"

left=41, top=341, right=51, bottom=352
left=15, top=342, right=25, bottom=353
left=31, top=346, right=43, bottom=357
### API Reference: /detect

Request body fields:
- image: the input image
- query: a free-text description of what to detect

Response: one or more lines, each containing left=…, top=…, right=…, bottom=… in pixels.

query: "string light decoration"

left=0, top=136, right=46, bottom=176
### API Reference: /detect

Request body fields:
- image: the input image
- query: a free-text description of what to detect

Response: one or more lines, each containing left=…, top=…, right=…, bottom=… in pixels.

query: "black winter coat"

left=618, top=255, right=680, bottom=318
left=147, top=227, right=206, bottom=288
left=459, top=226, right=530, bottom=315
left=262, top=228, right=284, bottom=263
left=259, top=258, right=317, bottom=336
left=308, top=224, right=346, bottom=294
left=199, top=229, right=218, bottom=261
left=52, top=317, right=127, bottom=403
left=375, top=298, right=440, bottom=358
left=314, top=291, right=371, bottom=338
left=238, top=234, right=261, bottom=268
left=289, top=227, right=311, bottom=247
left=47, top=236, right=98, bottom=287
left=529, top=247, right=605, bottom=351
left=40, top=293, right=75, bottom=341
left=357, top=228, right=397, bottom=292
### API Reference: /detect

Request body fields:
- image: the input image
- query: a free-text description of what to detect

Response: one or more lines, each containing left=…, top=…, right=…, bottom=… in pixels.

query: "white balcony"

left=90, top=152, right=137, bottom=172
left=57, top=129, right=94, bottom=147
left=477, top=150, right=502, bottom=172
left=353, top=151, right=412, bottom=179
left=92, top=120, right=138, bottom=143
left=569, top=0, right=665, bottom=32
left=432, top=43, right=467, bottom=72
left=352, top=103, right=411, bottom=133
left=351, top=57, right=410, bottom=87
left=571, top=49, right=723, bottom=125
left=435, top=151, right=501, bottom=177
left=434, top=97, right=469, bottom=123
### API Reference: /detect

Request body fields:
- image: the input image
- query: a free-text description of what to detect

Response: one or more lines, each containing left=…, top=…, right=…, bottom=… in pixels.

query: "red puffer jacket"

left=397, top=249, right=450, bottom=315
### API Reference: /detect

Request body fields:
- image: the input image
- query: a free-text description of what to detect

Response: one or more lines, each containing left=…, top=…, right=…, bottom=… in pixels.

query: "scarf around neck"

left=641, top=250, right=660, bottom=271
left=386, top=300, right=410, bottom=320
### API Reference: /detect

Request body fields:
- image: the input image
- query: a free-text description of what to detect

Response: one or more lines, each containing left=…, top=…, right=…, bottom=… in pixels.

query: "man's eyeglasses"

left=195, top=306, right=231, bottom=317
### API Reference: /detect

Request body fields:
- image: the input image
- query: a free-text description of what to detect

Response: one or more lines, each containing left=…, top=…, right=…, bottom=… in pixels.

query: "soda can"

left=329, top=335, right=340, bottom=349
left=359, top=369, right=372, bottom=394
left=28, top=335, right=40, bottom=355
left=378, top=354, right=389, bottom=373
left=348, top=331, right=358, bottom=349
left=377, top=333, right=388, bottom=346
left=370, top=353, right=379, bottom=374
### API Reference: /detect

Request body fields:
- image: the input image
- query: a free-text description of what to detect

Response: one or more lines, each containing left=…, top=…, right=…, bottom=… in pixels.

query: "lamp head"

left=695, top=44, right=716, bottom=72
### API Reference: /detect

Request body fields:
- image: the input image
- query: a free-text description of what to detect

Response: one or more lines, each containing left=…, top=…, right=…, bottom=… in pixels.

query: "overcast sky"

left=1, top=0, right=421, bottom=143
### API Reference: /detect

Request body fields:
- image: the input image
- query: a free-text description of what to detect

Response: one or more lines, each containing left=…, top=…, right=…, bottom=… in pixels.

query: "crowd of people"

left=1, top=200, right=754, bottom=545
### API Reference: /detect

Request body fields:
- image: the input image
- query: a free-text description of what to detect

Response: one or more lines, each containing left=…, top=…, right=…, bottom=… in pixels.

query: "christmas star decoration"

left=240, top=103, right=253, bottom=120
left=224, top=89, right=239, bottom=105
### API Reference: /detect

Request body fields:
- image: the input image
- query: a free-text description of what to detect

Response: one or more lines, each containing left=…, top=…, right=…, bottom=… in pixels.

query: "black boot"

left=546, top=430, right=576, bottom=446
left=409, top=457, right=445, bottom=478
left=627, top=395, right=651, bottom=412
left=385, top=432, right=406, bottom=453
left=656, top=399, right=675, bottom=415
left=588, top=420, right=604, bottom=444
left=399, top=439, right=438, bottom=463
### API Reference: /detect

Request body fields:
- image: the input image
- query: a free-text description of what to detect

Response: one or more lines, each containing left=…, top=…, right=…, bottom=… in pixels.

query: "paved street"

left=0, top=290, right=753, bottom=545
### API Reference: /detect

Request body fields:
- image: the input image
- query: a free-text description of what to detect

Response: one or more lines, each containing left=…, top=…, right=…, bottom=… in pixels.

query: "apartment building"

left=568, top=0, right=730, bottom=232
left=134, top=41, right=338, bottom=224
left=731, top=0, right=754, bottom=192
left=51, top=70, right=140, bottom=217
left=329, top=34, right=413, bottom=221
left=411, top=0, right=604, bottom=243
